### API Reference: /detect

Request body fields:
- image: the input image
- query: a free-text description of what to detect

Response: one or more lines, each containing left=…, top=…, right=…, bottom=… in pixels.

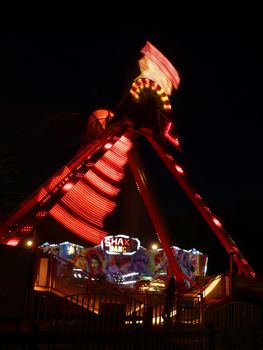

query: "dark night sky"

left=0, top=17, right=262, bottom=275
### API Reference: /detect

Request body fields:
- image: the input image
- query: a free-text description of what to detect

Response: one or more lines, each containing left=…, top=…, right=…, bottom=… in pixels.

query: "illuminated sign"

left=101, top=234, right=140, bottom=255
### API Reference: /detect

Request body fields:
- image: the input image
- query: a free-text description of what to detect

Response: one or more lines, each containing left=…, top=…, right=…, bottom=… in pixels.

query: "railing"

left=1, top=290, right=262, bottom=349
left=2, top=291, right=201, bottom=334
left=1, top=276, right=262, bottom=349
left=1, top=252, right=262, bottom=348
left=34, top=252, right=205, bottom=329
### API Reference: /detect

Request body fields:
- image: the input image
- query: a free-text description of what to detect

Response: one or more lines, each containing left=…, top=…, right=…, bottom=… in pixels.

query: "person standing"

left=162, top=275, right=176, bottom=326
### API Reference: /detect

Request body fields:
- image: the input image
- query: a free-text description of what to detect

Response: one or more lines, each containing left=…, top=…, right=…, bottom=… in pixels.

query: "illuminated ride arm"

left=128, top=143, right=193, bottom=290
left=0, top=120, right=132, bottom=246
left=131, top=41, right=254, bottom=278
left=139, top=128, right=255, bottom=279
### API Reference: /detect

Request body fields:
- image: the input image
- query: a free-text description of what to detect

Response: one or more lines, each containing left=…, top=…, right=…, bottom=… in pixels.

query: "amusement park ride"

left=0, top=41, right=255, bottom=291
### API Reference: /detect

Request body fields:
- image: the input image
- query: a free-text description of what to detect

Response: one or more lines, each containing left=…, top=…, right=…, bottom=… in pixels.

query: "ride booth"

left=40, top=234, right=208, bottom=291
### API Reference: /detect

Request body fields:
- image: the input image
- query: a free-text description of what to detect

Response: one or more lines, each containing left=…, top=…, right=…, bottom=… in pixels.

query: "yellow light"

left=68, top=245, right=75, bottom=255
left=151, top=244, right=158, bottom=250
left=202, top=275, right=221, bottom=298
left=26, top=240, right=33, bottom=247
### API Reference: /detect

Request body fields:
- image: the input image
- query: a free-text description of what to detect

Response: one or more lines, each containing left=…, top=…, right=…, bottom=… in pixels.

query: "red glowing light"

left=203, top=206, right=211, bottom=213
left=50, top=204, right=106, bottom=244
left=49, top=132, right=133, bottom=244
left=130, top=78, right=172, bottom=111
left=212, top=217, right=222, bottom=227
left=175, top=165, right=184, bottom=174
left=241, top=258, right=248, bottom=265
left=63, top=182, right=74, bottom=191
left=85, top=171, right=120, bottom=197
left=21, top=225, right=33, bottom=233
left=195, top=193, right=202, bottom=200
left=231, top=246, right=239, bottom=252
left=163, top=121, right=180, bottom=150
left=36, top=211, right=48, bottom=217
left=104, top=142, right=113, bottom=150
left=6, top=238, right=20, bottom=246
left=139, top=41, right=180, bottom=95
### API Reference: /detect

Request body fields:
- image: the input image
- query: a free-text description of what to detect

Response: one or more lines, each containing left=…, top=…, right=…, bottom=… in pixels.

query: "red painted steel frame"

left=128, top=133, right=194, bottom=289
left=128, top=157, right=185, bottom=287
left=0, top=121, right=255, bottom=282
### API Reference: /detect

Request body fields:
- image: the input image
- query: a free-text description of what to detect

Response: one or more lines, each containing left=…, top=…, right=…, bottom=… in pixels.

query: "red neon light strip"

left=50, top=132, right=134, bottom=244
left=84, top=171, right=121, bottom=197
left=139, top=41, right=180, bottom=95
left=49, top=204, right=106, bottom=244
left=163, top=121, right=181, bottom=150
left=59, top=195, right=105, bottom=227
left=95, top=158, right=124, bottom=182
